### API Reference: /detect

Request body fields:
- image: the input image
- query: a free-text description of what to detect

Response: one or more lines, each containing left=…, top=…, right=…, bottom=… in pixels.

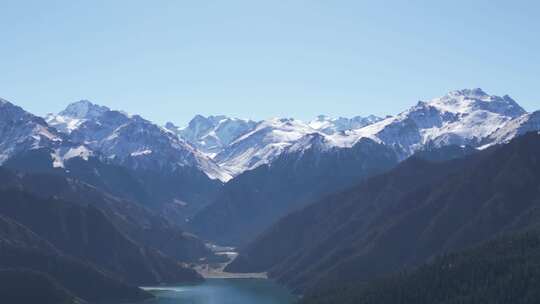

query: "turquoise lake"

left=140, top=278, right=297, bottom=304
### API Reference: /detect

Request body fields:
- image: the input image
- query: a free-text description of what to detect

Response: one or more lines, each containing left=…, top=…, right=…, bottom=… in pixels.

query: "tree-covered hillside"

left=304, top=230, right=540, bottom=304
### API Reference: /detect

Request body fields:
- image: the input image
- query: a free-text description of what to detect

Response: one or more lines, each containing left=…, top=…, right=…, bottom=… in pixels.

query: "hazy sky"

left=1, top=0, right=538, bottom=125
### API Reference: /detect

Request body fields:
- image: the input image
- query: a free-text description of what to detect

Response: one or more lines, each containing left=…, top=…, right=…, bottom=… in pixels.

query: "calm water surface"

left=141, top=278, right=297, bottom=304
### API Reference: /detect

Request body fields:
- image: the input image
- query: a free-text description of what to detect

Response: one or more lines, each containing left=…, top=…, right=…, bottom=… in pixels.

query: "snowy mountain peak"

left=483, top=110, right=540, bottom=148
left=60, top=100, right=110, bottom=119
left=424, top=88, right=525, bottom=117
left=47, top=100, right=111, bottom=133
left=329, top=89, right=530, bottom=159
left=203, top=114, right=385, bottom=175
left=287, top=133, right=332, bottom=154
left=448, top=88, right=488, bottom=98
left=309, top=115, right=383, bottom=135
left=44, top=102, right=232, bottom=181
left=61, top=108, right=231, bottom=181
left=189, top=114, right=228, bottom=126
left=169, top=115, right=258, bottom=157
left=0, top=98, right=66, bottom=163
left=2, top=88, right=539, bottom=182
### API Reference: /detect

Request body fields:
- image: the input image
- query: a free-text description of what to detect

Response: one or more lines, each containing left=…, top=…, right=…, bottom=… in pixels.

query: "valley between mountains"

left=1, top=88, right=540, bottom=303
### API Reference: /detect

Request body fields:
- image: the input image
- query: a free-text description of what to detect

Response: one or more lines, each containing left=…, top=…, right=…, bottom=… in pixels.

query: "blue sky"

left=1, top=0, right=538, bottom=125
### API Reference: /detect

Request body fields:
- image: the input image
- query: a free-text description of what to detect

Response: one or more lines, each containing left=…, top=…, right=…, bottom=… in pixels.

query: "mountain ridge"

left=4, top=88, right=537, bottom=180
left=226, top=131, right=540, bottom=295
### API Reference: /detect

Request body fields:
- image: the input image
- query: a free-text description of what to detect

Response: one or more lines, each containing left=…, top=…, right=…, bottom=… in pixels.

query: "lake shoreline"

left=194, top=246, right=268, bottom=279
left=140, top=278, right=297, bottom=304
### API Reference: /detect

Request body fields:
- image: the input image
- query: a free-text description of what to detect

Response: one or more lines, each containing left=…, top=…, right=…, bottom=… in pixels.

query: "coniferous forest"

left=304, top=230, right=540, bottom=304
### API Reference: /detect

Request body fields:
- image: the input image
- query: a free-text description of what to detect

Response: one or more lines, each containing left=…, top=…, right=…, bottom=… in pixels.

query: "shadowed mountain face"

left=0, top=164, right=213, bottom=263
left=0, top=156, right=211, bottom=302
left=0, top=214, right=152, bottom=303
left=302, top=230, right=540, bottom=304
left=227, top=132, right=540, bottom=295
left=0, top=269, right=80, bottom=304
left=190, top=137, right=399, bottom=246
left=0, top=99, right=227, bottom=225
left=3, top=145, right=223, bottom=225
left=0, top=188, right=203, bottom=286
left=0, top=90, right=538, bottom=303
left=1, top=91, right=539, bottom=231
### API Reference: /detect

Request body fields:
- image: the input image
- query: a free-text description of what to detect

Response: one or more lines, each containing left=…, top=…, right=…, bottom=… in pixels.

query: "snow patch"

left=63, top=146, right=92, bottom=161
left=51, top=151, right=64, bottom=168
left=131, top=149, right=153, bottom=157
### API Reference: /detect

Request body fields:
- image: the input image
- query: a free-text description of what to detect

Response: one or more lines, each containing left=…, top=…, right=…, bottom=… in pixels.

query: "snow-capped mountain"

left=49, top=101, right=231, bottom=181
left=3, top=88, right=539, bottom=181
left=327, top=88, right=528, bottom=159
left=308, top=115, right=382, bottom=135
left=165, top=115, right=257, bottom=157
left=214, top=88, right=530, bottom=175
left=0, top=98, right=61, bottom=161
left=0, top=98, right=92, bottom=166
left=286, top=132, right=333, bottom=154
left=190, top=133, right=400, bottom=246
left=172, top=114, right=382, bottom=176
left=212, top=118, right=320, bottom=175
left=174, top=87, right=531, bottom=176
left=483, top=110, right=540, bottom=147
left=45, top=100, right=109, bottom=133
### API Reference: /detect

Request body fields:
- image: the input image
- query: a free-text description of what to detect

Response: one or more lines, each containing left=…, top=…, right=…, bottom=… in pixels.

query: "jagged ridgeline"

left=228, top=132, right=540, bottom=303
left=0, top=88, right=539, bottom=303
left=1, top=89, right=538, bottom=233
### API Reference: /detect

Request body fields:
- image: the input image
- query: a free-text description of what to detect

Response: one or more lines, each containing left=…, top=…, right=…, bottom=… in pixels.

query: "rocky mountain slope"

left=171, top=89, right=536, bottom=176
left=165, top=115, right=258, bottom=157
left=0, top=213, right=153, bottom=303
left=324, top=88, right=527, bottom=158
left=47, top=100, right=230, bottom=181
left=46, top=101, right=227, bottom=221
left=0, top=88, right=539, bottom=302
left=227, top=132, right=540, bottom=294
left=3, top=89, right=538, bottom=182
left=190, top=135, right=399, bottom=246
left=172, top=114, right=383, bottom=176
left=0, top=187, right=203, bottom=285
left=0, top=165, right=213, bottom=263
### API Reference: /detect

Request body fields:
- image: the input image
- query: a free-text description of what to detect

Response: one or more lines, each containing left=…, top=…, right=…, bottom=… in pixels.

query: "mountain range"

left=226, top=132, right=540, bottom=300
left=187, top=88, right=540, bottom=245
left=303, top=228, right=540, bottom=304
left=1, top=89, right=536, bottom=182
left=0, top=89, right=538, bottom=239
left=0, top=88, right=539, bottom=303
left=0, top=165, right=210, bottom=302
left=190, top=136, right=400, bottom=245
left=170, top=88, right=536, bottom=175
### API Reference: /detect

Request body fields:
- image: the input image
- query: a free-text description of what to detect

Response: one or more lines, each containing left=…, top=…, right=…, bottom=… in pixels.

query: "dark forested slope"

left=303, top=230, right=540, bottom=304
left=0, top=188, right=202, bottom=285
left=191, top=137, right=399, bottom=246
left=0, top=166, right=212, bottom=263
left=229, top=132, right=540, bottom=294
left=0, top=214, right=152, bottom=303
